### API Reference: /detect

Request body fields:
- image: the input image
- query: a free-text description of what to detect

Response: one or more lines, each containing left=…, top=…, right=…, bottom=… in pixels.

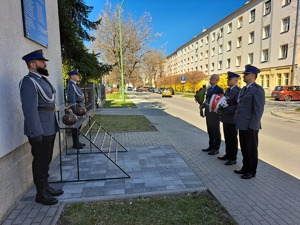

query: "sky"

left=85, top=0, right=250, bottom=55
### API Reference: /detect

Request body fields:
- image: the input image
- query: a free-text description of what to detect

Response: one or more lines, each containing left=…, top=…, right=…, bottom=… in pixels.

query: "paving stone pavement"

left=2, top=104, right=300, bottom=225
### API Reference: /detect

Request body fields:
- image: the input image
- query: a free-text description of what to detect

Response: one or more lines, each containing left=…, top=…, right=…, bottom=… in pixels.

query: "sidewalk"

left=2, top=104, right=300, bottom=225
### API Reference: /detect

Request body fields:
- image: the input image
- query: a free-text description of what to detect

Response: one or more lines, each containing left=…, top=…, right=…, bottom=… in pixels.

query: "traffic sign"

left=181, top=76, right=186, bottom=83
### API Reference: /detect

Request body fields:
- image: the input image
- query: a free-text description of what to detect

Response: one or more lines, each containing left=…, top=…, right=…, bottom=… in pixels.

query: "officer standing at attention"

left=234, top=65, right=265, bottom=179
left=202, top=74, right=224, bottom=155
left=19, top=49, right=63, bottom=205
left=218, top=72, right=241, bottom=165
left=66, top=70, right=86, bottom=149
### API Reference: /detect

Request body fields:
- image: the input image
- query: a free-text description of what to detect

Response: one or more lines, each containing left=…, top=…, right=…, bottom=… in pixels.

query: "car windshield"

left=164, top=88, right=170, bottom=91
left=274, top=86, right=283, bottom=91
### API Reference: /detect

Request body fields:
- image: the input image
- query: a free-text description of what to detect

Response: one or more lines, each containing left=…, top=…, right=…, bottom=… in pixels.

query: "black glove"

left=29, top=136, right=43, bottom=145
left=248, top=129, right=256, bottom=136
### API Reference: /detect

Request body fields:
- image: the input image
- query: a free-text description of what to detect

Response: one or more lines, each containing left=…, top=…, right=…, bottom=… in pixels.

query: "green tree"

left=58, top=0, right=111, bottom=81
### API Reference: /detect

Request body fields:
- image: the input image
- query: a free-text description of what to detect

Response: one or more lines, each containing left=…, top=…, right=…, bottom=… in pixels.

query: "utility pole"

left=119, top=0, right=125, bottom=102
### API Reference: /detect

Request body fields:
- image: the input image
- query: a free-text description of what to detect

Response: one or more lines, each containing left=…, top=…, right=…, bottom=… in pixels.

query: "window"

left=261, top=49, right=269, bottom=62
left=227, top=22, right=232, bottom=33
left=238, top=17, right=243, bottom=28
left=200, top=65, right=203, bottom=71
left=249, top=31, right=254, bottom=44
left=237, top=36, right=242, bottom=48
left=200, top=52, right=203, bottom=60
left=227, top=41, right=232, bottom=51
left=205, top=36, right=209, bottom=45
left=195, top=55, right=198, bottom=62
left=236, top=56, right=241, bottom=67
left=284, top=73, right=289, bottom=85
left=205, top=64, right=208, bottom=72
left=212, top=32, right=215, bottom=42
left=279, top=44, right=288, bottom=59
left=250, top=9, right=255, bottom=23
left=264, top=0, right=271, bottom=15
left=248, top=53, right=254, bottom=64
left=219, top=45, right=223, bottom=54
left=205, top=50, right=208, bottom=58
left=260, top=75, right=264, bottom=87
left=282, top=0, right=291, bottom=7
left=266, top=75, right=269, bottom=88
left=211, top=47, right=215, bottom=56
left=277, top=73, right=282, bottom=85
left=226, top=58, right=231, bottom=68
left=218, top=61, right=222, bottom=70
left=263, top=25, right=271, bottom=39
left=219, top=28, right=223, bottom=38
left=211, top=62, right=215, bottom=71
left=281, top=17, right=290, bottom=33
left=200, top=39, right=203, bottom=47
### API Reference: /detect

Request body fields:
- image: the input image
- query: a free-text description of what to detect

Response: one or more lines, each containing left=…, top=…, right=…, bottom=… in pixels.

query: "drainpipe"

left=291, top=0, right=299, bottom=85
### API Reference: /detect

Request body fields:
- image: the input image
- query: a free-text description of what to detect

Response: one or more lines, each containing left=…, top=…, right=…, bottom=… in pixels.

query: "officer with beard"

left=19, top=49, right=63, bottom=205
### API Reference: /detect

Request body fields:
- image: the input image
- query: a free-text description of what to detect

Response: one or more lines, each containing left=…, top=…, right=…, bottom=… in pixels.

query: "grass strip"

left=103, top=92, right=136, bottom=108
left=90, top=114, right=156, bottom=132
left=57, top=192, right=236, bottom=225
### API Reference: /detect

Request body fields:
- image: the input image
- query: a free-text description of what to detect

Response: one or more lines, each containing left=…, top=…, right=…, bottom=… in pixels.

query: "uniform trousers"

left=239, top=130, right=259, bottom=175
left=223, top=123, right=238, bottom=160
left=71, top=125, right=82, bottom=146
left=205, top=112, right=221, bottom=150
left=29, top=135, right=56, bottom=193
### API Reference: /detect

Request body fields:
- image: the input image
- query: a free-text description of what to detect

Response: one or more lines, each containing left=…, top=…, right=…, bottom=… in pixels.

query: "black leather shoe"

left=208, top=150, right=219, bottom=155
left=241, top=173, right=255, bottom=179
left=225, top=160, right=237, bottom=165
left=46, top=186, right=64, bottom=196
left=234, top=169, right=245, bottom=174
left=218, top=155, right=227, bottom=160
left=78, top=142, right=86, bottom=147
left=35, top=193, right=58, bottom=205
left=202, top=147, right=211, bottom=152
left=72, top=145, right=83, bottom=149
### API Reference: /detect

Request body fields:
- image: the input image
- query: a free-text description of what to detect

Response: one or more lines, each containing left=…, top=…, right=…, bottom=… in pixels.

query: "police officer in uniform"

left=218, top=72, right=240, bottom=165
left=202, top=74, right=224, bottom=155
left=66, top=70, right=86, bottom=149
left=234, top=65, right=265, bottom=179
left=20, top=50, right=63, bottom=205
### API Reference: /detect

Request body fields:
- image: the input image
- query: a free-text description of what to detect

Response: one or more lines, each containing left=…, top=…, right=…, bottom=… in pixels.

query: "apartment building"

left=165, top=0, right=300, bottom=94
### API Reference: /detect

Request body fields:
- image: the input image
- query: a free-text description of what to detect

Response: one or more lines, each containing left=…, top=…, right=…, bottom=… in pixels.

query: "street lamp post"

left=119, top=0, right=125, bottom=102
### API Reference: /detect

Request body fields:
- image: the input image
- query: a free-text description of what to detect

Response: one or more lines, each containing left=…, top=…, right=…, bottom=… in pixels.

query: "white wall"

left=0, top=0, right=64, bottom=158
left=0, top=0, right=63, bottom=221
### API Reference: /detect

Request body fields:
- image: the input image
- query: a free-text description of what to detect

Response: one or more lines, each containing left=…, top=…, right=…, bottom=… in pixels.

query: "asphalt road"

left=128, top=91, right=300, bottom=179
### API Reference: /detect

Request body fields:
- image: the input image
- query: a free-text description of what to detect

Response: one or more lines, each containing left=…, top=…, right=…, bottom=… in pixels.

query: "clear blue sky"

left=85, top=0, right=249, bottom=55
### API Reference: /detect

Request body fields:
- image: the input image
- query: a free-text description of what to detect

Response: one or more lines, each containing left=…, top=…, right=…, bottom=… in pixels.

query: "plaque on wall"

left=21, top=0, right=48, bottom=47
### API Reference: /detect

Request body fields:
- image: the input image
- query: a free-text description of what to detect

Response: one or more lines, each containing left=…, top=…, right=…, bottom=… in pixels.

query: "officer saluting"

left=234, top=65, right=265, bottom=179
left=19, top=49, right=63, bottom=205
left=66, top=70, right=86, bottom=149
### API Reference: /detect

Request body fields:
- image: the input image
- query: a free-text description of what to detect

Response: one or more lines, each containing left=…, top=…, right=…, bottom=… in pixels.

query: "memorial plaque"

left=21, top=0, right=48, bottom=47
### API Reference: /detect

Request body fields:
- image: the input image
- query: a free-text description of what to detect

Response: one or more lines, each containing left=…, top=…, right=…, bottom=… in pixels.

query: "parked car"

left=162, top=88, right=173, bottom=97
left=157, top=88, right=163, bottom=94
left=148, top=87, right=155, bottom=92
left=170, top=87, right=175, bottom=95
left=271, top=85, right=300, bottom=101
left=137, top=86, right=150, bottom=92
left=127, top=86, right=132, bottom=91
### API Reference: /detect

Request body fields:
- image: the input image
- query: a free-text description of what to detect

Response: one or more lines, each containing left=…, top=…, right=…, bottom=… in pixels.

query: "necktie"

left=227, top=88, right=231, bottom=94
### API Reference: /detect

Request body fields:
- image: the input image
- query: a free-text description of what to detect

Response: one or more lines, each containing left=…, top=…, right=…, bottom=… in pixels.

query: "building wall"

left=0, top=0, right=63, bottom=221
left=165, top=0, right=300, bottom=92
